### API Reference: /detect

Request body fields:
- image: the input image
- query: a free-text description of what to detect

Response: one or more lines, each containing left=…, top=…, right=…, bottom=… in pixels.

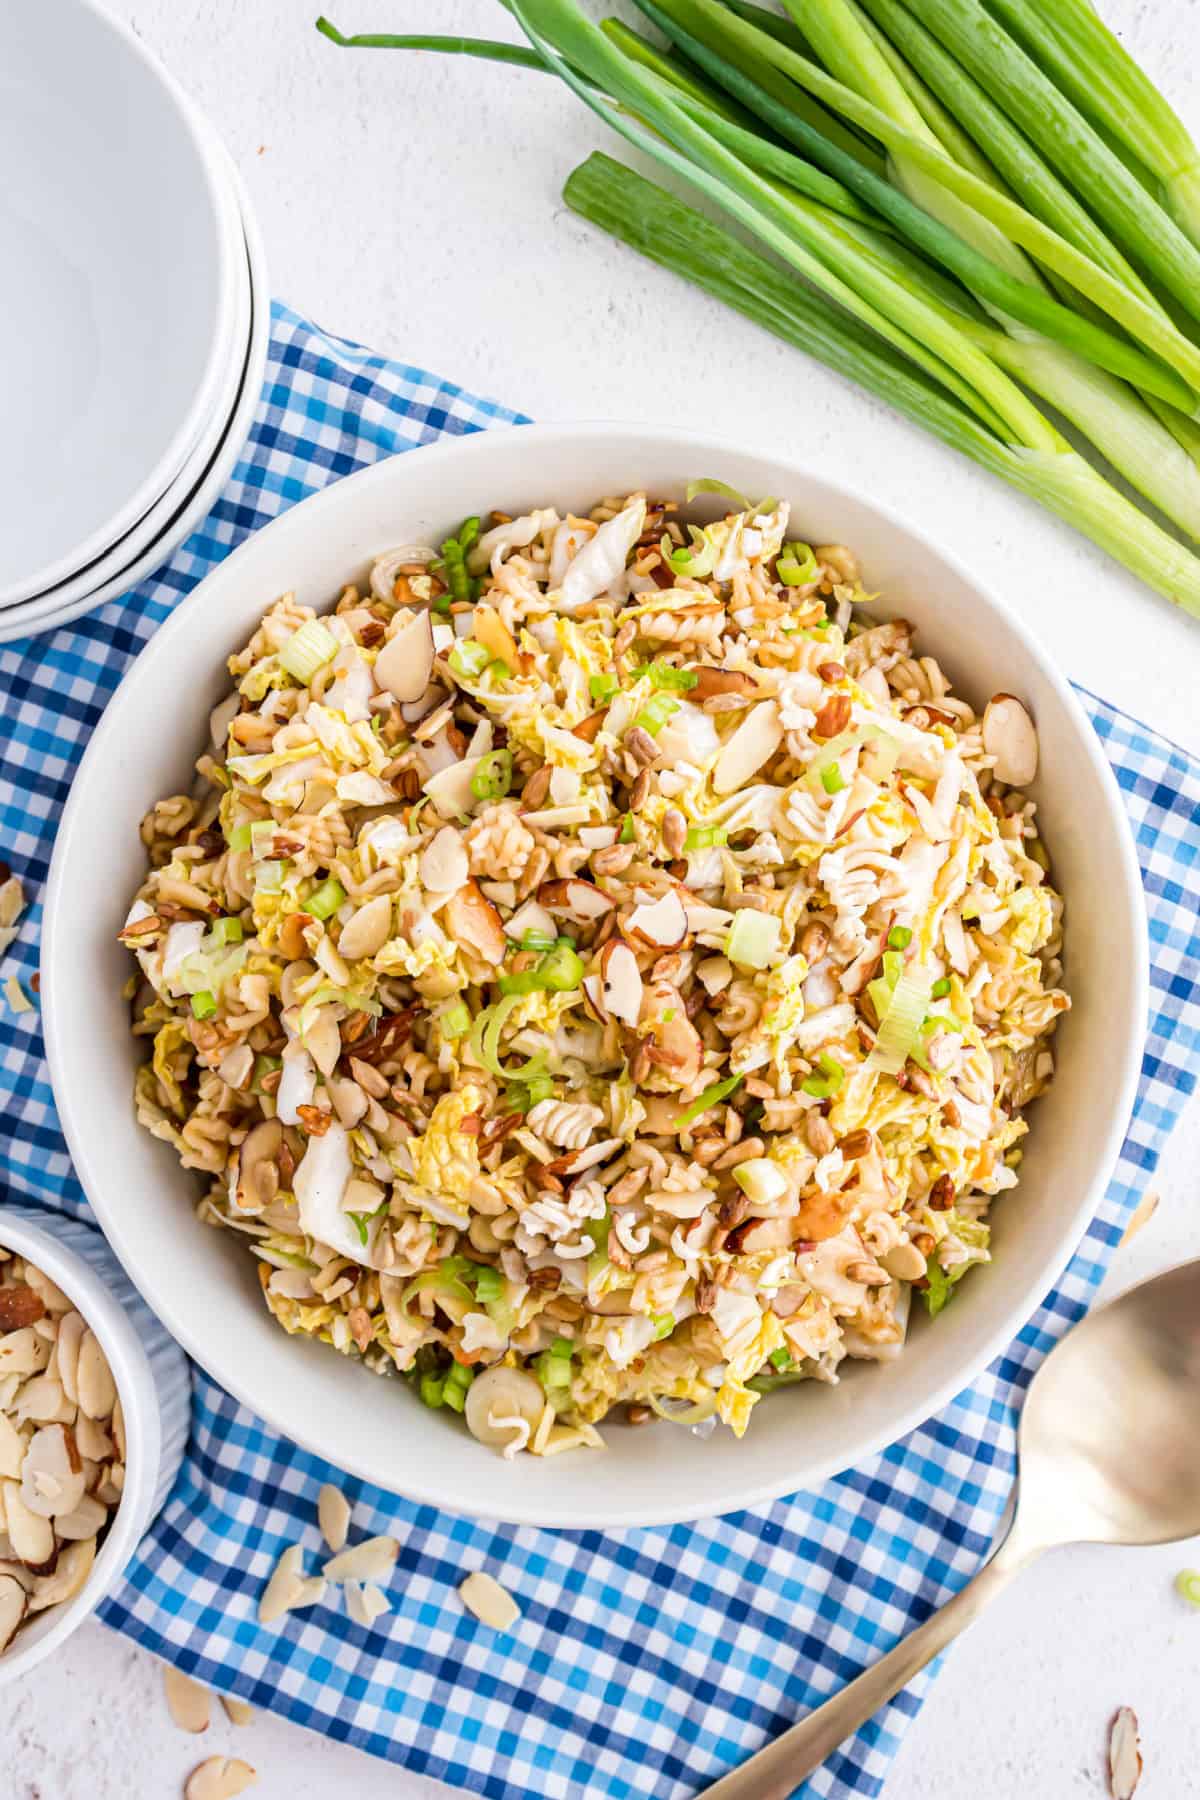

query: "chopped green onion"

left=279, top=619, right=338, bottom=683
left=210, top=917, right=244, bottom=947
left=684, top=825, right=728, bottom=851
left=619, top=814, right=635, bottom=844
left=732, top=1156, right=788, bottom=1204
left=725, top=908, right=782, bottom=969
left=347, top=1211, right=372, bottom=1248
left=651, top=1313, right=675, bottom=1340
left=922, top=1259, right=956, bottom=1318
left=632, top=692, right=680, bottom=736
left=550, top=1335, right=574, bottom=1358
left=868, top=959, right=935, bottom=1077
left=470, top=994, right=547, bottom=1079
left=470, top=748, right=514, bottom=801
left=659, top=527, right=717, bottom=579
left=443, top=1379, right=468, bottom=1413
left=449, top=639, right=490, bottom=680
left=673, top=1073, right=743, bottom=1129
left=538, top=941, right=584, bottom=991
left=888, top=925, right=913, bottom=951
left=190, top=991, right=217, bottom=1021
left=636, top=659, right=700, bottom=691
left=802, top=1051, right=845, bottom=1098
left=432, top=592, right=452, bottom=615
left=589, top=672, right=619, bottom=701
left=470, top=1265, right=504, bottom=1304
left=820, top=763, right=846, bottom=795
left=685, top=476, right=755, bottom=509
left=503, top=1070, right=556, bottom=1112
left=440, top=999, right=471, bottom=1040
left=521, top=928, right=558, bottom=952
left=485, top=658, right=512, bottom=682
left=777, top=540, right=819, bottom=585
left=931, top=976, right=952, bottom=999
left=1174, top=1569, right=1200, bottom=1609
left=536, top=1349, right=573, bottom=1391
left=225, top=823, right=252, bottom=852
left=457, top=515, right=481, bottom=556
left=306, top=877, right=346, bottom=921
left=419, top=1374, right=445, bottom=1409
left=769, top=1347, right=792, bottom=1371
left=252, top=1054, right=281, bottom=1092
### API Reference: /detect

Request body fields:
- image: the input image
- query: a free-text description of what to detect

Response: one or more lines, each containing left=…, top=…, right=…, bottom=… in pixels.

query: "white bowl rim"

left=43, top=421, right=1149, bottom=1527
left=0, top=0, right=238, bottom=608
left=0, top=1205, right=160, bottom=1680
left=0, top=147, right=269, bottom=644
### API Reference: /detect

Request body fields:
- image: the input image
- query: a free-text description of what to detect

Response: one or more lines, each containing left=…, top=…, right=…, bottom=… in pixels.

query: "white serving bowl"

left=0, top=1205, right=190, bottom=1684
left=43, top=424, right=1147, bottom=1528
left=0, top=141, right=269, bottom=645
left=0, top=0, right=235, bottom=607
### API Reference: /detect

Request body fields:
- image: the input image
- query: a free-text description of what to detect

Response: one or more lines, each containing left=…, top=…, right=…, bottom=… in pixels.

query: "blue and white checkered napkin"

left=2, top=302, right=1198, bottom=1800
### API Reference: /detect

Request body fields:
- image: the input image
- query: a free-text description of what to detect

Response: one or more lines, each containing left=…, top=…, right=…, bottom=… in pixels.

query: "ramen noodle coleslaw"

left=122, top=488, right=1067, bottom=1457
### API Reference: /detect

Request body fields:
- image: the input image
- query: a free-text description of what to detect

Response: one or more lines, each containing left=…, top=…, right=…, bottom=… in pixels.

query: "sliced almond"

left=19, top=1424, right=85, bottom=1520
left=982, top=694, right=1038, bottom=786
left=220, top=1696, right=255, bottom=1727
left=322, top=1534, right=399, bottom=1585
left=164, top=1664, right=212, bottom=1733
left=458, top=1570, right=520, bottom=1632
left=12, top=1373, right=71, bottom=1428
left=580, top=973, right=607, bottom=1024
left=374, top=608, right=435, bottom=704
left=598, top=938, right=644, bottom=1026
left=0, top=1571, right=28, bottom=1650
left=337, top=893, right=393, bottom=961
left=1109, top=1707, right=1142, bottom=1799
left=73, top=1413, right=113, bottom=1464
left=419, top=825, right=470, bottom=896
left=258, top=1543, right=307, bottom=1626
left=75, top=1329, right=117, bottom=1421
left=23, top=1267, right=72, bottom=1316
left=317, top=1482, right=351, bottom=1554
left=0, top=1327, right=50, bottom=1379
left=537, top=877, right=614, bottom=923
left=713, top=699, right=783, bottom=795
left=235, top=1118, right=283, bottom=1215
left=1120, top=1189, right=1160, bottom=1247
left=359, top=1582, right=390, bottom=1625
left=55, top=1493, right=108, bottom=1541
left=443, top=880, right=506, bottom=964
left=2, top=1479, right=54, bottom=1565
left=302, top=1005, right=343, bottom=1080
left=184, top=1757, right=258, bottom=1800
left=0, top=1412, right=25, bottom=1481
left=686, top=666, right=761, bottom=702
left=626, top=890, right=688, bottom=950
left=0, top=1286, right=45, bottom=1332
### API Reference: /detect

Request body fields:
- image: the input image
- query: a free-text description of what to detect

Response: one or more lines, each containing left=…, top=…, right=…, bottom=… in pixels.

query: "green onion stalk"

left=314, top=1, right=1200, bottom=615
left=637, top=0, right=1200, bottom=543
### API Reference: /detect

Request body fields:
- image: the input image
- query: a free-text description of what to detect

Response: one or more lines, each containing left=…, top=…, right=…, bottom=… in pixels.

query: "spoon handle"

left=698, top=1535, right=1034, bottom=1800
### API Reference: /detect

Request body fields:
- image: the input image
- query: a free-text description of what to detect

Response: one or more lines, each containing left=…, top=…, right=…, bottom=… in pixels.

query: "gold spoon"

left=702, top=1259, right=1200, bottom=1799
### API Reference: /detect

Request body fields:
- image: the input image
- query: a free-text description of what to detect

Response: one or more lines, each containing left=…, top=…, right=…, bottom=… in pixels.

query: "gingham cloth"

left=1, top=302, right=1198, bottom=1800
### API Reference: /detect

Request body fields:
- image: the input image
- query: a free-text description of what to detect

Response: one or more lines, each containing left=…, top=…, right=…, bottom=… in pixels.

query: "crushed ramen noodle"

left=123, top=490, right=1067, bottom=1457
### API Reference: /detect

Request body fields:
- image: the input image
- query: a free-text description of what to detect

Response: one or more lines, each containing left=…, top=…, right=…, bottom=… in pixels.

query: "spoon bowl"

left=1018, top=1259, right=1200, bottom=1551
left=703, top=1257, right=1200, bottom=1799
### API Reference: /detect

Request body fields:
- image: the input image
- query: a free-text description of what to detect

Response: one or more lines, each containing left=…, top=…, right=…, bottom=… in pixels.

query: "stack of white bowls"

left=0, top=0, right=269, bottom=643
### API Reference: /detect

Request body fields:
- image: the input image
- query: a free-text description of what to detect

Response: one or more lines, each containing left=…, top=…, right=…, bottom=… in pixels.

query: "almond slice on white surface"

left=1109, top=1707, right=1142, bottom=1799
left=322, top=1534, right=399, bottom=1585
left=458, top=1570, right=520, bottom=1632
left=220, top=1696, right=255, bottom=1727
left=163, top=1664, right=212, bottom=1733
left=317, top=1482, right=351, bottom=1554
left=184, top=1757, right=258, bottom=1800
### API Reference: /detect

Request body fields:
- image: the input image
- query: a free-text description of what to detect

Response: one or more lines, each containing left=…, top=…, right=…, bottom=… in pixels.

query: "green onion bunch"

left=317, top=0, right=1200, bottom=616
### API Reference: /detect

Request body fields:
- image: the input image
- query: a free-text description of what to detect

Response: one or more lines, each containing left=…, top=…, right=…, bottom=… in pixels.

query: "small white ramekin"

left=0, top=1203, right=190, bottom=1685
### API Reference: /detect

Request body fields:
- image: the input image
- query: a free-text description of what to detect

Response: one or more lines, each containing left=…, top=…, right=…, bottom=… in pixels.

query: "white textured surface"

left=8, top=0, right=1200, bottom=1794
